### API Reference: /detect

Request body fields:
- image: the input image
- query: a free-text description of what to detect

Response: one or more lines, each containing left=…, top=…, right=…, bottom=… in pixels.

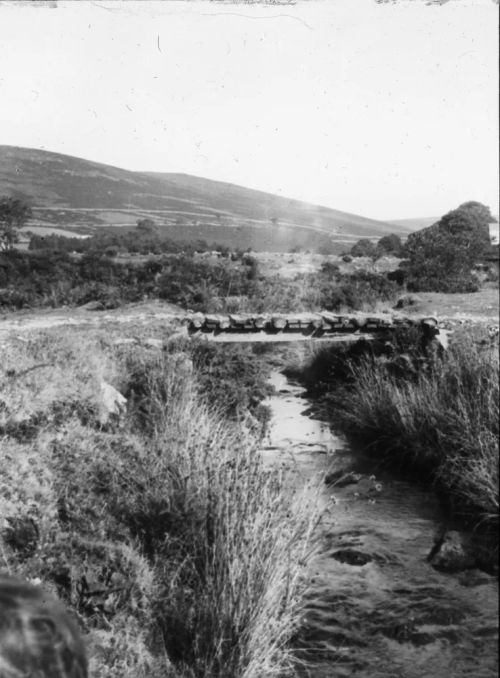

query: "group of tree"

left=400, top=201, right=495, bottom=292
left=347, top=201, right=496, bottom=293
left=349, top=233, right=403, bottom=259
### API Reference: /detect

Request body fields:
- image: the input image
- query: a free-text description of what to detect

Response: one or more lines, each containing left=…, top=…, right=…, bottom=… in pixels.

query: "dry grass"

left=399, top=286, right=499, bottom=320
left=0, top=328, right=319, bottom=678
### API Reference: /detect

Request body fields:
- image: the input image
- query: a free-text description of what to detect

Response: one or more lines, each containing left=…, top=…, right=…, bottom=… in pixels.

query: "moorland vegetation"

left=1, top=195, right=498, bottom=571
left=0, top=212, right=400, bottom=312
left=0, top=331, right=318, bottom=677
left=292, top=325, right=499, bottom=557
left=2, top=197, right=497, bottom=313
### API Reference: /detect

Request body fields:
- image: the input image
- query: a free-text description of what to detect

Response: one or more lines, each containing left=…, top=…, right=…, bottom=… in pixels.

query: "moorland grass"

left=0, top=329, right=318, bottom=678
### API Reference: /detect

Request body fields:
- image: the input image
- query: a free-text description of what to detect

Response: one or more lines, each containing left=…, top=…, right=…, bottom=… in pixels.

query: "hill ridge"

left=1, top=145, right=405, bottom=252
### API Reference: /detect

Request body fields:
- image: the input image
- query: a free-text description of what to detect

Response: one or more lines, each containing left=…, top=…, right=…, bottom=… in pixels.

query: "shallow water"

left=261, top=371, right=498, bottom=678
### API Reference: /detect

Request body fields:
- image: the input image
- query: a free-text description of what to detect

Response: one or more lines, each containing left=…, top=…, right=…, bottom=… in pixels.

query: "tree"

left=350, top=238, right=377, bottom=258
left=0, top=197, right=32, bottom=251
left=401, top=201, right=494, bottom=292
left=377, top=233, right=402, bottom=256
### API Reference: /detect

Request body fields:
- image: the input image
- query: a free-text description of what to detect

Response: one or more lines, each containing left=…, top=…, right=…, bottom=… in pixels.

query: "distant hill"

left=1, top=145, right=402, bottom=252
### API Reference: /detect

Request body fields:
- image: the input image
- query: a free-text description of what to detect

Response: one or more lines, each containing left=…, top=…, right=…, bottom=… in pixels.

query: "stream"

left=260, top=370, right=498, bottom=678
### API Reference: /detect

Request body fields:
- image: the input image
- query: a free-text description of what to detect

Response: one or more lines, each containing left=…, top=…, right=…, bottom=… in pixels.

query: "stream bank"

left=260, top=369, right=498, bottom=678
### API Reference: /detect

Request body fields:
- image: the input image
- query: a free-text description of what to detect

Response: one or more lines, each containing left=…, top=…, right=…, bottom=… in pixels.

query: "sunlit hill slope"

left=0, top=145, right=407, bottom=251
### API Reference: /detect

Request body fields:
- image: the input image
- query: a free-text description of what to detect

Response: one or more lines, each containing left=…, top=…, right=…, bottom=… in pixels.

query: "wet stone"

left=428, top=530, right=477, bottom=573
left=457, top=569, right=495, bottom=588
left=330, top=549, right=373, bottom=566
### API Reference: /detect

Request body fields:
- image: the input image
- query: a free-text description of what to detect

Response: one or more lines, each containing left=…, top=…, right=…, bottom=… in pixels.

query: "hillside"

left=1, top=145, right=399, bottom=251
left=388, top=217, right=439, bottom=231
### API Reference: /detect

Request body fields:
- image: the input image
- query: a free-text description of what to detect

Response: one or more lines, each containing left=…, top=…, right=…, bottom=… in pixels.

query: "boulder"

left=112, top=337, right=137, bottom=346
left=142, top=337, right=163, bottom=349
left=80, top=300, right=105, bottom=311
left=428, top=530, right=476, bottom=572
left=98, top=381, right=127, bottom=426
left=189, top=313, right=205, bottom=329
left=457, top=569, right=494, bottom=588
left=271, top=315, right=287, bottom=330
left=394, top=294, right=422, bottom=309
left=331, top=549, right=372, bottom=566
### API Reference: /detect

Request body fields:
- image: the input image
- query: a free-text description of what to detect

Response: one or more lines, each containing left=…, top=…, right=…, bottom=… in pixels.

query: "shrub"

left=319, top=270, right=398, bottom=311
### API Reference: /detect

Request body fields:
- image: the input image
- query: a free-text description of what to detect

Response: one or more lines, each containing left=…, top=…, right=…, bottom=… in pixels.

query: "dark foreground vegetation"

left=0, top=331, right=317, bottom=677
left=293, top=328, right=499, bottom=539
left=1, top=196, right=497, bottom=312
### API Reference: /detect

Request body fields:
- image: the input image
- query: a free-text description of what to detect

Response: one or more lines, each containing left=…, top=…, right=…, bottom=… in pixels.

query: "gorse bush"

left=319, top=270, right=398, bottom=311
left=0, top=329, right=318, bottom=678
left=0, top=249, right=260, bottom=311
left=0, top=245, right=401, bottom=313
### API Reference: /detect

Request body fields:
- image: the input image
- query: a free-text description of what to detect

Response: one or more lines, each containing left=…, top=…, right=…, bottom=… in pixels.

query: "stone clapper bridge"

left=185, top=311, right=450, bottom=347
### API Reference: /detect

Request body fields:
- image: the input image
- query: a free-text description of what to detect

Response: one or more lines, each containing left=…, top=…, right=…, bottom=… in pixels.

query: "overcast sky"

left=0, top=0, right=497, bottom=220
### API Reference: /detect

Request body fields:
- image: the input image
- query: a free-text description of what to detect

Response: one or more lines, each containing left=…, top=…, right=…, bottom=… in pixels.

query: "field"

left=20, top=225, right=91, bottom=239
left=400, top=287, right=500, bottom=321
left=253, top=252, right=401, bottom=278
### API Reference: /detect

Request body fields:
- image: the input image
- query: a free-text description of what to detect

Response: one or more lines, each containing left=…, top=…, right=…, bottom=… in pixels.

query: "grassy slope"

left=389, top=216, right=500, bottom=232
left=1, top=145, right=400, bottom=251
left=0, top=327, right=318, bottom=677
left=396, top=287, right=500, bottom=321
left=388, top=217, right=439, bottom=231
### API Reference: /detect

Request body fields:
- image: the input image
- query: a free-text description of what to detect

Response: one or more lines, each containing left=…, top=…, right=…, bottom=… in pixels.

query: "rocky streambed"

left=260, top=371, right=498, bottom=678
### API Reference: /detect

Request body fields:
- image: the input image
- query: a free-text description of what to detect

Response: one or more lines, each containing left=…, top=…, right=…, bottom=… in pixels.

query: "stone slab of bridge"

left=186, top=311, right=446, bottom=344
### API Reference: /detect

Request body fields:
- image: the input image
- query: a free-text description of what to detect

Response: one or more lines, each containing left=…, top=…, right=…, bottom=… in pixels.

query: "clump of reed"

left=0, top=327, right=318, bottom=678
left=300, top=331, right=498, bottom=527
